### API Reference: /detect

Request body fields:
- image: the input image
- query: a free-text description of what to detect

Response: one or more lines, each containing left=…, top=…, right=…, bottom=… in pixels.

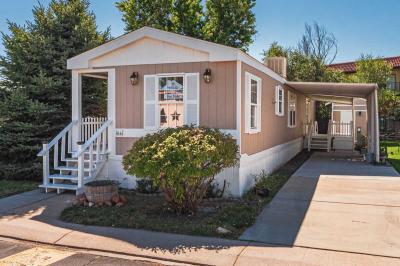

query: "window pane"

left=251, top=105, right=256, bottom=129
left=251, top=80, right=257, bottom=104
left=278, top=101, right=282, bottom=113
left=159, top=76, right=184, bottom=128
left=159, top=76, right=184, bottom=102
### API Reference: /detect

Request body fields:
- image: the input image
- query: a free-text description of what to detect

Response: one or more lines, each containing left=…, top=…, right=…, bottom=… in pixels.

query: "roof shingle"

left=328, top=56, right=400, bottom=73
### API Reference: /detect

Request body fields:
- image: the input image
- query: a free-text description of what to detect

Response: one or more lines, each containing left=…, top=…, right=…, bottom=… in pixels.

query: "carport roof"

left=286, top=82, right=378, bottom=98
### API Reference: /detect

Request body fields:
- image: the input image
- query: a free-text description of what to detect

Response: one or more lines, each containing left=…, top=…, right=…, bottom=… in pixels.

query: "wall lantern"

left=203, top=68, right=212, bottom=83
left=130, top=72, right=139, bottom=86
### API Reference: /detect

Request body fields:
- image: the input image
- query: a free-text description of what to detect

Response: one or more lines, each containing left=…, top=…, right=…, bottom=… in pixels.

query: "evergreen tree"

left=0, top=91, right=50, bottom=180
left=203, top=0, right=256, bottom=51
left=116, top=0, right=174, bottom=32
left=172, top=0, right=203, bottom=38
left=0, top=0, right=110, bottom=179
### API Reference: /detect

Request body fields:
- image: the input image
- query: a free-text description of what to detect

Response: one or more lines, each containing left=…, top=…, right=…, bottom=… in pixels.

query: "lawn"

left=381, top=140, right=400, bottom=173
left=60, top=151, right=312, bottom=239
left=0, top=180, right=40, bottom=199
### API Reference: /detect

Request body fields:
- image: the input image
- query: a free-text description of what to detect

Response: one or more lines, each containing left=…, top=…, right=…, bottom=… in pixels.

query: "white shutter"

left=184, top=73, right=199, bottom=126
left=275, top=85, right=279, bottom=115
left=281, top=88, right=285, bottom=116
left=257, top=78, right=262, bottom=132
left=144, top=75, right=158, bottom=129
left=244, top=72, right=250, bottom=133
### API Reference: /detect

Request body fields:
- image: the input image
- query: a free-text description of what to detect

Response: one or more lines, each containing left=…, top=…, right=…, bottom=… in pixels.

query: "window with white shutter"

left=288, top=91, right=297, bottom=128
left=275, top=85, right=284, bottom=116
left=245, top=72, right=262, bottom=134
left=144, top=73, right=199, bottom=130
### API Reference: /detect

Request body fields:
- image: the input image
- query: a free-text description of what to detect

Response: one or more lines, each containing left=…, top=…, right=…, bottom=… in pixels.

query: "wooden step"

left=49, top=174, right=79, bottom=181
left=39, top=183, right=78, bottom=191
left=55, top=166, right=92, bottom=172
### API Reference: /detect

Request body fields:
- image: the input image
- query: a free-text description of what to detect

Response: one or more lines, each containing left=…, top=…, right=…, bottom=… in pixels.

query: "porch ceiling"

left=287, top=82, right=378, bottom=98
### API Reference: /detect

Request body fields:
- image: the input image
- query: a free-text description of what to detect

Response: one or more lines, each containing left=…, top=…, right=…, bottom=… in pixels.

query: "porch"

left=288, top=81, right=380, bottom=161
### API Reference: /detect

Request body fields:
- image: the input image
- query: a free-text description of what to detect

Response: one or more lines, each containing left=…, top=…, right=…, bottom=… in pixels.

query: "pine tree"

left=0, top=91, right=50, bottom=180
left=172, top=0, right=203, bottom=38
left=0, top=0, right=110, bottom=179
left=203, top=0, right=256, bottom=51
left=116, top=0, right=174, bottom=32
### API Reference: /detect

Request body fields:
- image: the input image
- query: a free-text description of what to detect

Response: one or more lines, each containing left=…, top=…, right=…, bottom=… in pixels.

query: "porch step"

left=55, top=166, right=92, bottom=172
left=63, top=158, right=100, bottom=163
left=49, top=174, right=79, bottom=181
left=39, top=183, right=78, bottom=191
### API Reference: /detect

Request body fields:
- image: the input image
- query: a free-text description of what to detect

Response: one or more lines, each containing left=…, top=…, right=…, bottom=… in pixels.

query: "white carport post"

left=367, top=87, right=380, bottom=162
left=71, top=70, right=82, bottom=152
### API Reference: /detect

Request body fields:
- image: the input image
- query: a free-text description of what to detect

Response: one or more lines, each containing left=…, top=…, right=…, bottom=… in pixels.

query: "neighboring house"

left=328, top=56, right=400, bottom=133
left=37, top=27, right=380, bottom=197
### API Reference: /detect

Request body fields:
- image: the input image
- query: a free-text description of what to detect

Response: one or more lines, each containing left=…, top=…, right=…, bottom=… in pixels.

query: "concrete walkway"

left=1, top=155, right=400, bottom=265
left=240, top=151, right=400, bottom=259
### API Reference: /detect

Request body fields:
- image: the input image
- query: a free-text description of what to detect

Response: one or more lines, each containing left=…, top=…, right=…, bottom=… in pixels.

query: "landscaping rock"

left=119, top=195, right=128, bottom=204
left=111, top=194, right=120, bottom=204
left=88, top=202, right=95, bottom=207
left=115, top=202, right=124, bottom=208
left=216, top=227, right=231, bottom=235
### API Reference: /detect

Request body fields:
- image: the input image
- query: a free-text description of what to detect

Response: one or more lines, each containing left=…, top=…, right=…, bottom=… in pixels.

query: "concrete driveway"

left=240, top=151, right=400, bottom=258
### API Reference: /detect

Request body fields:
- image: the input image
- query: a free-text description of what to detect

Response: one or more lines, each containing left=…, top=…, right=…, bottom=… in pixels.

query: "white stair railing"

left=38, top=120, right=77, bottom=187
left=72, top=120, right=112, bottom=193
left=38, top=117, right=109, bottom=192
left=330, top=121, right=353, bottom=136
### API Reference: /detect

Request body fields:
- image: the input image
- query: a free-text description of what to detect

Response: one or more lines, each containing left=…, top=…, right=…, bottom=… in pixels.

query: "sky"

left=0, top=0, right=399, bottom=64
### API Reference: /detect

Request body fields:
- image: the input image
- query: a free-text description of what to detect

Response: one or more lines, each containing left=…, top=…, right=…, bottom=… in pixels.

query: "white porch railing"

left=37, top=117, right=110, bottom=193
left=73, top=119, right=112, bottom=192
left=329, top=121, right=353, bottom=136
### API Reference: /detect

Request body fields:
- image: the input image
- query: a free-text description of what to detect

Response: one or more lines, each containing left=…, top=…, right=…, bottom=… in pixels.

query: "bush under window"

left=123, top=126, right=238, bottom=214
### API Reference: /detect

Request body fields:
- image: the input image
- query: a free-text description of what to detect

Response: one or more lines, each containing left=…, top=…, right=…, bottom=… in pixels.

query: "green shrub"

left=136, top=178, right=159, bottom=194
left=123, top=126, right=238, bottom=214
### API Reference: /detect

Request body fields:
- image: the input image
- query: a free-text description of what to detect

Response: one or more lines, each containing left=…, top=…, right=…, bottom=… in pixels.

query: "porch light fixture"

left=130, top=72, right=139, bottom=86
left=203, top=68, right=212, bottom=83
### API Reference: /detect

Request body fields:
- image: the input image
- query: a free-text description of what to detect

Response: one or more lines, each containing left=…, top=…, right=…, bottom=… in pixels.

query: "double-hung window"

left=288, top=91, right=297, bottom=128
left=275, top=85, right=284, bottom=116
left=143, top=73, right=199, bottom=129
left=245, top=72, right=261, bottom=134
left=158, top=76, right=184, bottom=128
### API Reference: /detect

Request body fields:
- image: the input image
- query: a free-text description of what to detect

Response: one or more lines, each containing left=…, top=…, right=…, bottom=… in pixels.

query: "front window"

left=250, top=79, right=258, bottom=129
left=288, top=91, right=297, bottom=127
left=158, top=76, right=184, bottom=128
left=387, top=74, right=396, bottom=89
left=245, top=72, right=261, bottom=133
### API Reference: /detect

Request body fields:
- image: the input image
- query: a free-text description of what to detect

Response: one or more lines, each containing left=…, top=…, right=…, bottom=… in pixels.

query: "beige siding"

left=241, top=63, right=306, bottom=155
left=116, top=137, right=139, bottom=156
left=355, top=111, right=368, bottom=136
left=115, top=61, right=237, bottom=155
left=115, top=61, right=236, bottom=129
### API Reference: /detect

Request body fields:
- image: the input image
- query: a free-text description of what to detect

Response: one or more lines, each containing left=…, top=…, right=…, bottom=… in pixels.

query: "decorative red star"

left=171, top=111, right=180, bottom=121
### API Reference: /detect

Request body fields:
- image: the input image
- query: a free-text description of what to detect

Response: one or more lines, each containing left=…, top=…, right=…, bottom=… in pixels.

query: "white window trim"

left=245, top=72, right=262, bottom=134
left=287, top=90, right=297, bottom=128
left=275, top=85, right=284, bottom=116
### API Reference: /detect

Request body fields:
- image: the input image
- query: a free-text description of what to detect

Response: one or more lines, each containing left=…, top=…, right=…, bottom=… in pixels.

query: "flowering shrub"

left=123, top=126, right=238, bottom=214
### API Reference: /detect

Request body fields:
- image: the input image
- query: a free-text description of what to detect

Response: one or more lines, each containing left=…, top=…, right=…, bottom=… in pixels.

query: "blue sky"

left=1, top=0, right=399, bottom=63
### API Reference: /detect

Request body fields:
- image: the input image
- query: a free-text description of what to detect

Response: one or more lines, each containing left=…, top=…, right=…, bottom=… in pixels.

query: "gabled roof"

left=67, top=26, right=286, bottom=83
left=328, top=56, right=400, bottom=73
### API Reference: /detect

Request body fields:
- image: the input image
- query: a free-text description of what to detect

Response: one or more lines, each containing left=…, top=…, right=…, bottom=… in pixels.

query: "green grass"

left=0, top=180, right=40, bottom=198
left=60, top=151, right=312, bottom=239
left=381, top=140, right=400, bottom=173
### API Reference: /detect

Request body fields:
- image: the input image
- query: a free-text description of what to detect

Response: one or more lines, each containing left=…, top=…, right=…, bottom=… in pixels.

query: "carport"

left=287, top=82, right=380, bottom=161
